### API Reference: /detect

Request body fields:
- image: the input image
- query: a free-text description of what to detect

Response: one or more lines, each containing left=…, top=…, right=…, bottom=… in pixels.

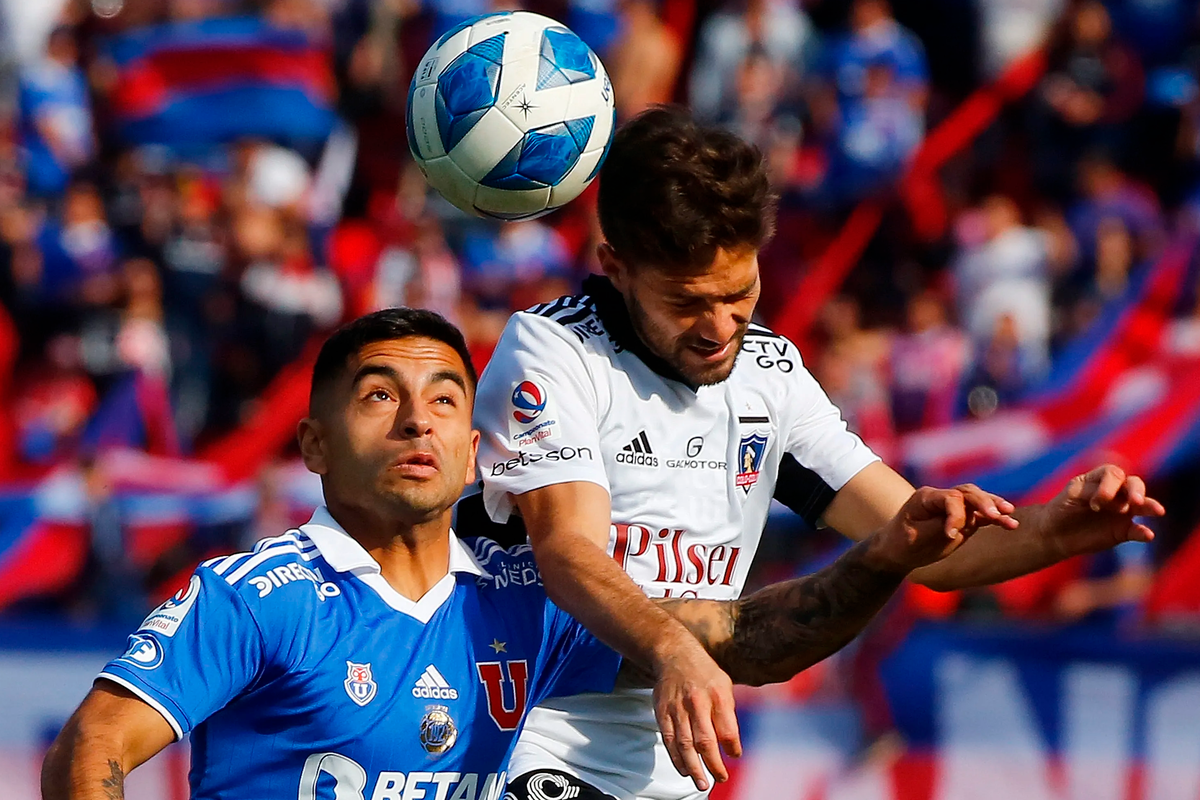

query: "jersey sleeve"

left=473, top=311, right=609, bottom=522
left=776, top=343, right=881, bottom=524
left=97, top=566, right=265, bottom=739
left=531, top=599, right=623, bottom=703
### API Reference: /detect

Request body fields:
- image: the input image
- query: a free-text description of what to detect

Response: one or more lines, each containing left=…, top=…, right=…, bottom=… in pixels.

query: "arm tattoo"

left=622, top=538, right=906, bottom=688
left=717, top=538, right=905, bottom=685
left=101, top=760, right=124, bottom=800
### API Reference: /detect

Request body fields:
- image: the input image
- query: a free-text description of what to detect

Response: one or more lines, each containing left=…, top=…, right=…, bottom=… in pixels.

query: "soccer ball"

left=406, top=12, right=616, bottom=220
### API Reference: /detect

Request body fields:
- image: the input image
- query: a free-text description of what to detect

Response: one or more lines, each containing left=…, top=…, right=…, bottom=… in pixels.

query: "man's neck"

left=325, top=501, right=453, bottom=602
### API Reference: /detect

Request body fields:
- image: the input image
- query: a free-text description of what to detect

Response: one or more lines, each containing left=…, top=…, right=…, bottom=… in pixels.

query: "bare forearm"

left=42, top=719, right=127, bottom=800
left=534, top=534, right=701, bottom=667
left=645, top=537, right=908, bottom=687
left=909, top=505, right=1054, bottom=591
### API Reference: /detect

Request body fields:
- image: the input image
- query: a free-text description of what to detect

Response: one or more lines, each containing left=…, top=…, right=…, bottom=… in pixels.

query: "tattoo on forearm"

left=717, top=538, right=905, bottom=685
left=101, top=760, right=124, bottom=800
left=623, top=538, right=907, bottom=689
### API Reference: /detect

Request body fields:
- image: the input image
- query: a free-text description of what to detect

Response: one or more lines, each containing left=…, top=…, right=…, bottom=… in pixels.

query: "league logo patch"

left=345, top=661, right=378, bottom=707
left=736, top=433, right=768, bottom=494
left=511, top=380, right=546, bottom=424
left=119, top=633, right=164, bottom=670
left=138, top=574, right=200, bottom=638
left=420, top=705, right=458, bottom=754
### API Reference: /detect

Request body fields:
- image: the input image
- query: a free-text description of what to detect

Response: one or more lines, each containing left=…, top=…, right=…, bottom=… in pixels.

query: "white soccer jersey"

left=466, top=275, right=879, bottom=800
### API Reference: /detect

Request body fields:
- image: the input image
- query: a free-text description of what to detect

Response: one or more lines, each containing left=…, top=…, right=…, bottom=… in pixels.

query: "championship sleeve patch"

left=507, top=379, right=561, bottom=447
left=137, top=574, right=201, bottom=638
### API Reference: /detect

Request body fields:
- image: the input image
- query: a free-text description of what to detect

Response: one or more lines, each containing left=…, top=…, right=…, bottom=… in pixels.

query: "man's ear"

left=464, top=429, right=481, bottom=486
left=597, top=243, right=628, bottom=291
left=298, top=417, right=328, bottom=476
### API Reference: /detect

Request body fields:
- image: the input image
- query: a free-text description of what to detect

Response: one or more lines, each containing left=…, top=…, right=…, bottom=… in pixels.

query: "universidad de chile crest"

left=736, top=433, right=768, bottom=494
left=345, top=662, right=378, bottom=707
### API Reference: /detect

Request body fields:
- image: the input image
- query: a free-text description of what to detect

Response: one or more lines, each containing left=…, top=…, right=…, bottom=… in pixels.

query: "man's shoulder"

left=507, top=293, right=617, bottom=354
left=460, top=536, right=546, bottom=595
left=195, top=529, right=334, bottom=613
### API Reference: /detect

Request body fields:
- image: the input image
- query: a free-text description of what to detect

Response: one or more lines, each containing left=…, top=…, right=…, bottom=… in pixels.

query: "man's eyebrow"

left=351, top=364, right=400, bottom=387
left=429, top=369, right=469, bottom=395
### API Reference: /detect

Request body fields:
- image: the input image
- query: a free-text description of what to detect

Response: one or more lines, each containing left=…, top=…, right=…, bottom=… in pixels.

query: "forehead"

left=349, top=337, right=469, bottom=381
left=646, top=247, right=759, bottom=297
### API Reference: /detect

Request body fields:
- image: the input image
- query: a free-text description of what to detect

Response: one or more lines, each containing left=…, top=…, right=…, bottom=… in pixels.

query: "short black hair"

left=309, top=308, right=477, bottom=412
left=597, top=105, right=776, bottom=272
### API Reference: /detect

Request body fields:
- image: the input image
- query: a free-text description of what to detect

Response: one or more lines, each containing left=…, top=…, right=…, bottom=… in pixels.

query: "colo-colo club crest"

left=736, top=433, right=768, bottom=494
left=344, top=661, right=378, bottom=707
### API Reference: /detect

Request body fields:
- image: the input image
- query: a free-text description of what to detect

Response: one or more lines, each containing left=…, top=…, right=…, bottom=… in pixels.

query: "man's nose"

left=394, top=401, right=434, bottom=438
left=696, top=305, right=740, bottom=344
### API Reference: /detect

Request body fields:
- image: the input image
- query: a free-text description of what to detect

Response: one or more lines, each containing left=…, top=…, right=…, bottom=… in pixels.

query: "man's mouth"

left=688, top=340, right=734, bottom=363
left=391, top=451, right=439, bottom=478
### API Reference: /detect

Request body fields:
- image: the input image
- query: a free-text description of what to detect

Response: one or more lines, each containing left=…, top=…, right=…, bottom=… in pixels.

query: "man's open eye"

left=434, top=394, right=456, bottom=406
left=367, top=389, right=392, bottom=402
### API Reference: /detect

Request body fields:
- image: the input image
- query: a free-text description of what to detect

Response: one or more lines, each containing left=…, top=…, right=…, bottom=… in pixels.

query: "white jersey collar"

left=300, top=505, right=488, bottom=580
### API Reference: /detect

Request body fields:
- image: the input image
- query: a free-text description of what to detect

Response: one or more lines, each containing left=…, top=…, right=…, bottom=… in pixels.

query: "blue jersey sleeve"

left=98, top=566, right=265, bottom=739
left=529, top=599, right=623, bottom=704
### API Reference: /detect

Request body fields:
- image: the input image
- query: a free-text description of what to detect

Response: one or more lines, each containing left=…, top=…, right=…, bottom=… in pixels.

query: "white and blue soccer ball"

left=406, top=12, right=616, bottom=220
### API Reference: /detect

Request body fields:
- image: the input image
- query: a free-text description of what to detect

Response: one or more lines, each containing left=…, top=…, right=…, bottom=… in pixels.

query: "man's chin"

left=678, top=351, right=740, bottom=386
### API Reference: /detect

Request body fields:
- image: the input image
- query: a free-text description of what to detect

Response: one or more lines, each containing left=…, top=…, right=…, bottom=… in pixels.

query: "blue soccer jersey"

left=99, top=507, right=622, bottom=800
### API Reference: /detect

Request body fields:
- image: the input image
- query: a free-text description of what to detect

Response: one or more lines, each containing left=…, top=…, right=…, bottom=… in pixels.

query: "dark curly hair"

left=597, top=106, right=777, bottom=272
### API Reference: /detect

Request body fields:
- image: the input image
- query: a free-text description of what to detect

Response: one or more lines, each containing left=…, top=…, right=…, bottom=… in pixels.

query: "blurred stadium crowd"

left=3, top=0, right=1200, bottom=653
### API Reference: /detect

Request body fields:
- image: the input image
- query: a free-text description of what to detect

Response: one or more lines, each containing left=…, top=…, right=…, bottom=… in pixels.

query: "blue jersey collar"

left=301, top=506, right=489, bottom=579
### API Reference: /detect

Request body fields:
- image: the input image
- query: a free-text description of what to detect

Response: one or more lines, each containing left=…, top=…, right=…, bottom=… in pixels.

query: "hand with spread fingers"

left=1036, top=465, right=1165, bottom=559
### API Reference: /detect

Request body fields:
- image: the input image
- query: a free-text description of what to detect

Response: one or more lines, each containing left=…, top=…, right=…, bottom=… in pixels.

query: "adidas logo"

left=412, top=664, right=459, bottom=700
left=616, top=431, right=658, bottom=467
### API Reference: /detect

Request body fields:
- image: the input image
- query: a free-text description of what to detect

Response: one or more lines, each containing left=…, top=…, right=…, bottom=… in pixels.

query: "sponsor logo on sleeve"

left=137, top=574, right=201, bottom=637
left=508, top=379, right=560, bottom=447
left=511, top=381, right=546, bottom=423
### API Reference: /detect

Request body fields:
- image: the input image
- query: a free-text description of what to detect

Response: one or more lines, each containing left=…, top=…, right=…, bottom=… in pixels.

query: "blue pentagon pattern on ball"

left=537, top=27, right=597, bottom=90
left=481, top=116, right=595, bottom=191
left=434, top=33, right=506, bottom=153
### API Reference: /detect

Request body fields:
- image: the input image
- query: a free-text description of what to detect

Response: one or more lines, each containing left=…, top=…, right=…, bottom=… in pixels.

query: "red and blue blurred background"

left=5, top=0, right=1200, bottom=796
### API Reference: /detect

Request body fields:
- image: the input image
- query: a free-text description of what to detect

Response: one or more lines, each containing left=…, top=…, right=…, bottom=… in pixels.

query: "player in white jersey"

left=466, top=107, right=1164, bottom=800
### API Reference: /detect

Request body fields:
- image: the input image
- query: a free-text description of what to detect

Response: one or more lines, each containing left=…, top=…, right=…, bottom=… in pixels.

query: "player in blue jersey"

left=43, top=308, right=1006, bottom=800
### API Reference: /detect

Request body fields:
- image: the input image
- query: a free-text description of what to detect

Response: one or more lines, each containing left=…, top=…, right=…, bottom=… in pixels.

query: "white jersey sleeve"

left=768, top=334, right=880, bottom=515
left=474, top=311, right=609, bottom=523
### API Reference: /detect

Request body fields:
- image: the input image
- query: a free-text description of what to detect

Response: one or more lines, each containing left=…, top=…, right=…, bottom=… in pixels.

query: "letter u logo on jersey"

left=345, top=661, right=378, bottom=707
left=476, top=660, right=529, bottom=730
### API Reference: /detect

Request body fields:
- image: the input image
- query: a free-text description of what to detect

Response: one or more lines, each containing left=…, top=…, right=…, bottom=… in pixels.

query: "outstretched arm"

left=621, top=487, right=992, bottom=687
left=42, top=681, right=176, bottom=800
left=821, top=462, right=1164, bottom=592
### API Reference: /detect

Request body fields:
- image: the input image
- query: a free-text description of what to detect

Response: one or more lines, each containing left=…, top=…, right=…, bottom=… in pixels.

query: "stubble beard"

left=627, top=294, right=745, bottom=386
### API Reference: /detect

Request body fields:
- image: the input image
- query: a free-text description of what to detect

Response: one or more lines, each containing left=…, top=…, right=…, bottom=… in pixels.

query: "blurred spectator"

left=17, top=24, right=94, bottom=198
left=813, top=296, right=895, bottom=460
left=717, top=46, right=803, bottom=159
left=607, top=0, right=682, bottom=117
left=814, top=0, right=928, bottom=114
left=460, top=219, right=571, bottom=309
left=953, top=195, right=1055, bottom=380
left=820, top=52, right=923, bottom=204
left=1068, top=153, right=1164, bottom=267
left=976, top=0, right=1063, bottom=79
left=1032, top=0, right=1145, bottom=197
left=688, top=0, right=814, bottom=125
left=888, top=290, right=968, bottom=433
left=12, top=336, right=96, bottom=464
left=240, top=216, right=343, bottom=372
